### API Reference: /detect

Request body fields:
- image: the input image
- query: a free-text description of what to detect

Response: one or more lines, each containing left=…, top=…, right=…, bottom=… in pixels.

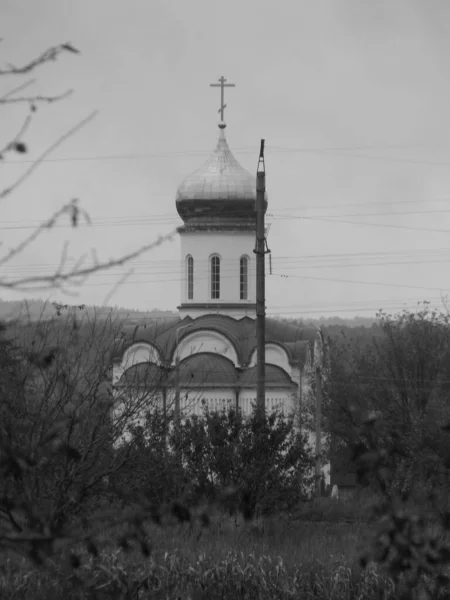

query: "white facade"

left=179, top=230, right=256, bottom=318
left=111, top=121, right=330, bottom=487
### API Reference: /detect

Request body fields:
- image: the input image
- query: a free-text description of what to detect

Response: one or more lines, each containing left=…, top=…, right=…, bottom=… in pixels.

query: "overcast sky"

left=2, top=0, right=450, bottom=319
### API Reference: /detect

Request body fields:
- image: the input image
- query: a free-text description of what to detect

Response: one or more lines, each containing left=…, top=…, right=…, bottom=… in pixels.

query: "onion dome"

left=176, top=124, right=267, bottom=230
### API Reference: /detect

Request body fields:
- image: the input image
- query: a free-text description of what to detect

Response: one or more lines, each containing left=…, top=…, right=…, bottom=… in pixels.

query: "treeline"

left=0, top=298, right=382, bottom=328
left=0, top=299, right=177, bottom=322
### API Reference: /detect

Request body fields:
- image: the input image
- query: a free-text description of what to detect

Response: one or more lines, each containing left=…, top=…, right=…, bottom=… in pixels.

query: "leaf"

left=12, top=142, right=27, bottom=154
left=70, top=204, right=79, bottom=227
left=171, top=501, right=191, bottom=523
left=62, top=43, right=80, bottom=54
left=52, top=440, right=81, bottom=462
left=70, top=552, right=81, bottom=568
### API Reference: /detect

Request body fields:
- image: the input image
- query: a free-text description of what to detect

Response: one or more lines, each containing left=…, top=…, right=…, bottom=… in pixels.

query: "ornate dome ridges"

left=176, top=126, right=267, bottom=229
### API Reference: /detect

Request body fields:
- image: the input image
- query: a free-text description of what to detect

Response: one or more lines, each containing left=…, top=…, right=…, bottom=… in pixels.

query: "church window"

left=187, top=255, right=194, bottom=299
left=240, top=256, right=248, bottom=300
left=211, top=255, right=220, bottom=299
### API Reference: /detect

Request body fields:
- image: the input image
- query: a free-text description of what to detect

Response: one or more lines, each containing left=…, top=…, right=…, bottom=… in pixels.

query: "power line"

left=274, top=272, right=450, bottom=294
left=3, top=246, right=450, bottom=270
left=0, top=141, right=433, bottom=165
left=296, top=216, right=450, bottom=235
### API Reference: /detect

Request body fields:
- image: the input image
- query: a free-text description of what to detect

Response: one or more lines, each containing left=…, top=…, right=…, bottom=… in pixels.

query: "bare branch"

left=0, top=228, right=177, bottom=291
left=102, top=269, right=135, bottom=307
left=0, top=89, right=73, bottom=106
left=0, top=113, right=32, bottom=158
left=0, top=199, right=78, bottom=268
left=0, top=110, right=98, bottom=201
left=0, top=43, right=80, bottom=76
left=0, top=79, right=36, bottom=100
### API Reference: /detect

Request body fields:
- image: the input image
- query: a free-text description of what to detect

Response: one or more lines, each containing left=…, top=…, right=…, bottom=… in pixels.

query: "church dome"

left=176, top=125, right=267, bottom=230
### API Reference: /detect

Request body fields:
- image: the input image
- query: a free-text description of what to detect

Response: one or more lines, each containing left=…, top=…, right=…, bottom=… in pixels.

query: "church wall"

left=112, top=387, right=165, bottom=447
left=179, top=230, right=255, bottom=307
left=239, top=388, right=296, bottom=417
left=176, top=388, right=236, bottom=416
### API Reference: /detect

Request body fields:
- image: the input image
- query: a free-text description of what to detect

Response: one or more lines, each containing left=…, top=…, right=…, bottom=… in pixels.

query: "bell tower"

left=175, top=77, right=267, bottom=319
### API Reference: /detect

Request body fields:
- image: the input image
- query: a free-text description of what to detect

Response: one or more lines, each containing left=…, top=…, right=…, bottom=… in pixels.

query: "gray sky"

left=2, top=0, right=450, bottom=318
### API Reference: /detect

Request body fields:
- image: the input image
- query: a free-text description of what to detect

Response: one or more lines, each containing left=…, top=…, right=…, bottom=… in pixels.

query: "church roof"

left=168, top=353, right=238, bottom=387
left=116, top=356, right=296, bottom=390
left=238, top=364, right=296, bottom=388
left=113, top=314, right=317, bottom=368
left=116, top=362, right=165, bottom=387
left=175, top=126, right=268, bottom=229
left=176, top=127, right=255, bottom=203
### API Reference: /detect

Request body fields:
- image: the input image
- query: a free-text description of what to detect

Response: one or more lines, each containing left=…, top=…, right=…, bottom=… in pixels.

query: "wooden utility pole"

left=315, top=365, right=322, bottom=497
left=175, top=353, right=181, bottom=430
left=255, top=140, right=266, bottom=418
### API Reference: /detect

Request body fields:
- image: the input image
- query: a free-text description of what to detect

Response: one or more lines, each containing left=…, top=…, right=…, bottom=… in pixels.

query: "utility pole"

left=174, top=323, right=192, bottom=429
left=255, top=140, right=267, bottom=419
left=315, top=365, right=322, bottom=497
left=173, top=323, right=192, bottom=496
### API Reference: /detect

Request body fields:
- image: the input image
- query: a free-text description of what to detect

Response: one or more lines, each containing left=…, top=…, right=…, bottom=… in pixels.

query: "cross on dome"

left=209, top=76, right=235, bottom=126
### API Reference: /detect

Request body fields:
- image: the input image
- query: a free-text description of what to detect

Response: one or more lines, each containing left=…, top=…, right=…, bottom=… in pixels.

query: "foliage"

left=176, top=406, right=315, bottom=517
left=313, top=304, right=450, bottom=499
left=308, top=304, right=450, bottom=598
left=0, top=519, right=398, bottom=600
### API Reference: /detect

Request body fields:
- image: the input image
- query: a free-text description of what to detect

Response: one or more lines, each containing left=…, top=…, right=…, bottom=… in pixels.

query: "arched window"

left=211, top=255, right=220, bottom=299
left=240, top=256, right=248, bottom=300
left=186, top=255, right=194, bottom=300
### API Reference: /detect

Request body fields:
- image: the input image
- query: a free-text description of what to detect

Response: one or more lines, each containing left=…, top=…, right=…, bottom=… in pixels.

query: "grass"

left=0, top=496, right=447, bottom=599
left=0, top=506, right=396, bottom=599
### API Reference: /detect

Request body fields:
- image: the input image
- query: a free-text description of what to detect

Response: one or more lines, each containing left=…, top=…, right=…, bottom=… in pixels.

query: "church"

left=111, top=78, right=330, bottom=485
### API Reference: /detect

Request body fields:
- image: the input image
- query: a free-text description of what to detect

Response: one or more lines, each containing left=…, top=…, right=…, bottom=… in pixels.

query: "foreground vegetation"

left=0, top=510, right=394, bottom=600
left=0, top=304, right=450, bottom=598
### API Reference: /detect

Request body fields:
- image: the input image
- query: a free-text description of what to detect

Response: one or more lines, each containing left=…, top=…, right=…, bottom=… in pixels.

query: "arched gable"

left=248, top=342, right=291, bottom=374
left=173, top=330, right=239, bottom=366
left=121, top=342, right=162, bottom=370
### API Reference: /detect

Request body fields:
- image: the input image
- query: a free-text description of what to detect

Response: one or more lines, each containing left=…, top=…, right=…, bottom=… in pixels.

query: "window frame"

left=239, top=255, right=248, bottom=300
left=186, top=255, right=194, bottom=300
left=210, top=254, right=221, bottom=299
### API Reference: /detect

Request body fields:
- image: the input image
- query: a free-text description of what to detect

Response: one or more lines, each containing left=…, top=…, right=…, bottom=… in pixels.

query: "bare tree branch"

left=0, top=110, right=98, bottom=201
left=0, top=89, right=73, bottom=105
left=0, top=43, right=80, bottom=76
left=0, top=228, right=177, bottom=291
left=102, top=269, right=135, bottom=307
left=0, top=199, right=79, bottom=268
left=0, top=79, right=36, bottom=100
left=0, top=113, right=32, bottom=158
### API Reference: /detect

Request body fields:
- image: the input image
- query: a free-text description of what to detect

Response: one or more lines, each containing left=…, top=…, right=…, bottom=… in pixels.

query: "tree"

left=318, top=304, right=450, bottom=501
left=0, top=305, right=179, bottom=544
left=176, top=406, right=314, bottom=518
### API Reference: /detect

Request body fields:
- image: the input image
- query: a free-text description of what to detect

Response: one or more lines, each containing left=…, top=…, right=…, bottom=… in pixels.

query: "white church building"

left=111, top=88, right=330, bottom=485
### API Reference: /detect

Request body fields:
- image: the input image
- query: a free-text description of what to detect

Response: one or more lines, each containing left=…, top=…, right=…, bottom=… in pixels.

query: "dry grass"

left=0, top=513, right=396, bottom=599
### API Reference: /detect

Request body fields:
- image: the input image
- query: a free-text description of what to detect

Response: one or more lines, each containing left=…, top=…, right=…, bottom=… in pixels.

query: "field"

left=0, top=498, right=400, bottom=600
left=2, top=493, right=449, bottom=599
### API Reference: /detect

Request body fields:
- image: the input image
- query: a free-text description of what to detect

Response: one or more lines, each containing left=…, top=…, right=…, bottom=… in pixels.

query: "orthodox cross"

left=209, top=76, right=235, bottom=122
